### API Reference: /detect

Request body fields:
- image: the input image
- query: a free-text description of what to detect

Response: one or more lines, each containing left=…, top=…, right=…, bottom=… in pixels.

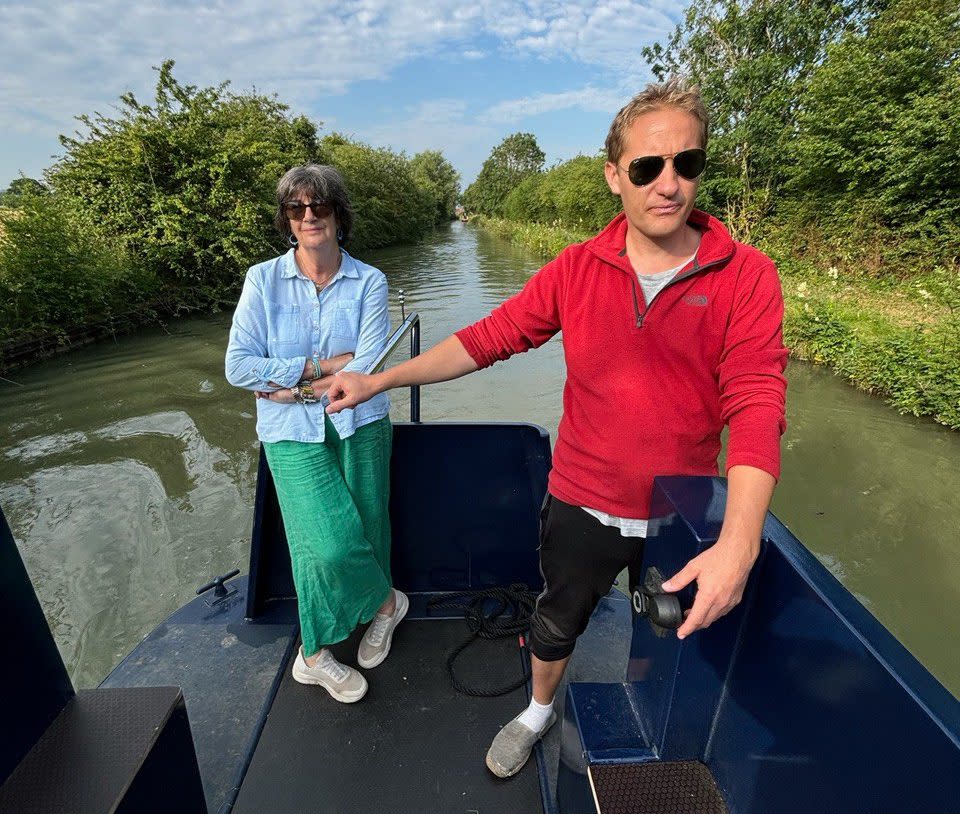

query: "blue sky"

left=0, top=1, right=684, bottom=191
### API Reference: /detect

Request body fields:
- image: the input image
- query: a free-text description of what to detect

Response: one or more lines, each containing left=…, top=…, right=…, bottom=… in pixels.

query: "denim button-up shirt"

left=225, top=248, right=390, bottom=443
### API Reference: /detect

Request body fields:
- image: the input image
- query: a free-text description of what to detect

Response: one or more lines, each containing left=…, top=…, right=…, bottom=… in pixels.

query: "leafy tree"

left=49, top=60, right=319, bottom=307
left=502, top=155, right=620, bottom=231
left=643, top=0, right=870, bottom=236
left=463, top=133, right=545, bottom=216
left=538, top=155, right=620, bottom=231
left=0, top=177, right=49, bottom=207
left=0, top=193, right=154, bottom=345
left=409, top=150, right=460, bottom=224
left=318, top=134, right=435, bottom=252
left=502, top=173, right=552, bottom=224
left=783, top=0, right=960, bottom=253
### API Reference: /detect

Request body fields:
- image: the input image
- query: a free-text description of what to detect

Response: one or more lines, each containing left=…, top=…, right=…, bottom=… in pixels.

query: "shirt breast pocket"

left=331, top=301, right=360, bottom=340
left=266, top=302, right=301, bottom=356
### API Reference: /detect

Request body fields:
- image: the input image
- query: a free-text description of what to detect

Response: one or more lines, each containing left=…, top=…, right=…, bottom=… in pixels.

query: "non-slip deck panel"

left=0, top=687, right=205, bottom=814
left=589, top=761, right=727, bottom=814
left=234, top=619, right=543, bottom=814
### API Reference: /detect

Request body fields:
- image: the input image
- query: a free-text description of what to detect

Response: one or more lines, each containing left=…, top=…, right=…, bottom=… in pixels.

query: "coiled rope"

left=427, top=583, right=538, bottom=697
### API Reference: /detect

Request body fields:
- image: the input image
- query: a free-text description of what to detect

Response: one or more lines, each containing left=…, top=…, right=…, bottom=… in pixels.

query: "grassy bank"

left=475, top=215, right=960, bottom=431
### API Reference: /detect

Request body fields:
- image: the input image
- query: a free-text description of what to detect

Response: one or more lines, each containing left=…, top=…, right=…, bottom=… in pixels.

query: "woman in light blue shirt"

left=226, top=164, right=407, bottom=703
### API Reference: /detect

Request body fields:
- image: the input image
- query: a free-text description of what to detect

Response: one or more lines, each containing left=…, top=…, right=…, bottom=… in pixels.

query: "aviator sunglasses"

left=622, top=148, right=707, bottom=187
left=284, top=201, right=334, bottom=221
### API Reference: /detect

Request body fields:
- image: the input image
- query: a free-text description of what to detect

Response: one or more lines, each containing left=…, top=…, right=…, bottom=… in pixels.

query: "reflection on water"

left=0, top=329, right=260, bottom=686
left=1, top=221, right=959, bottom=696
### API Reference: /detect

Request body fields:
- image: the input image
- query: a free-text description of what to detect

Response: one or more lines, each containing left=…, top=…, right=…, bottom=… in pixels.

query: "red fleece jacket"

left=455, top=210, right=788, bottom=519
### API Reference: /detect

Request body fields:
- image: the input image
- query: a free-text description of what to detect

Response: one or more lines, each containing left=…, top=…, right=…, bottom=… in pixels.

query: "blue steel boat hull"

left=558, top=475, right=960, bottom=814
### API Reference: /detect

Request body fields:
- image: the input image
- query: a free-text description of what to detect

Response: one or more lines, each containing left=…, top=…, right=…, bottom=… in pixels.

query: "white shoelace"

left=317, top=648, right=348, bottom=682
left=366, top=612, right=392, bottom=646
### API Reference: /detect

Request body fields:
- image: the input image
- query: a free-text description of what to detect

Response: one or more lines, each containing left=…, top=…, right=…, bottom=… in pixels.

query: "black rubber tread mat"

left=234, top=619, right=543, bottom=814
left=589, top=761, right=727, bottom=814
left=0, top=687, right=187, bottom=813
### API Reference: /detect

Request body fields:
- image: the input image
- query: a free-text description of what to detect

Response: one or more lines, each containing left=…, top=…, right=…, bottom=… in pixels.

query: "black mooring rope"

left=426, top=583, right=539, bottom=697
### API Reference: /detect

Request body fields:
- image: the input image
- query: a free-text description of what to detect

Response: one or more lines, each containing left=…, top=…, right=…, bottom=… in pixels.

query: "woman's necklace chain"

left=307, top=251, right=342, bottom=294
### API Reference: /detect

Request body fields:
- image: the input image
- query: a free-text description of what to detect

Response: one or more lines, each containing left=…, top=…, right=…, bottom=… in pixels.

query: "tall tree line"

left=468, top=0, right=960, bottom=264
left=0, top=61, right=460, bottom=351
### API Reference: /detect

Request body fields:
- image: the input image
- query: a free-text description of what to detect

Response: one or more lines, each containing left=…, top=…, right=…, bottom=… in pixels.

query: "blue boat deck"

left=234, top=616, right=541, bottom=813
left=105, top=579, right=633, bottom=814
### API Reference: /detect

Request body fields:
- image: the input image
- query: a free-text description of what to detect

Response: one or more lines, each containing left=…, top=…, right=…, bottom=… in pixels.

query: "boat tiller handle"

left=633, top=590, right=683, bottom=629
left=632, top=566, right=683, bottom=632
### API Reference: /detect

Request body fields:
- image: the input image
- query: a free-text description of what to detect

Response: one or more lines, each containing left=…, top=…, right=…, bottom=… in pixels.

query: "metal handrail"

left=364, top=311, right=421, bottom=422
left=366, top=311, right=419, bottom=375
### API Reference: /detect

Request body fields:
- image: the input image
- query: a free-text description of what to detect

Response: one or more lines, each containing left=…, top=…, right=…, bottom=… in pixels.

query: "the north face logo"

left=684, top=294, right=709, bottom=306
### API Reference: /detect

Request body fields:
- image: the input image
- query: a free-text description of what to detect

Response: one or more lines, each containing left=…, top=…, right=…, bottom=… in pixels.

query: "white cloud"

left=486, top=0, right=676, bottom=73
left=0, top=0, right=680, bottom=183
left=481, top=86, right=625, bottom=124
left=1, top=0, right=478, bottom=137
left=362, top=97, right=474, bottom=151
left=0, top=0, right=678, bottom=119
left=359, top=98, right=493, bottom=185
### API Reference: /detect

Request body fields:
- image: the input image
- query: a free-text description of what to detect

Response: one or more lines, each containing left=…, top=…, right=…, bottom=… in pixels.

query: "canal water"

left=2, top=221, right=959, bottom=695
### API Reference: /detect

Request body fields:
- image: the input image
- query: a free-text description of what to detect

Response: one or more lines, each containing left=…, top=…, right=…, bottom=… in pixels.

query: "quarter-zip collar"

left=587, top=210, right=736, bottom=327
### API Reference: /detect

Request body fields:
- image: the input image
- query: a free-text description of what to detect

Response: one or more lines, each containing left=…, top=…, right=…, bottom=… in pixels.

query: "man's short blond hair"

left=605, top=78, right=709, bottom=165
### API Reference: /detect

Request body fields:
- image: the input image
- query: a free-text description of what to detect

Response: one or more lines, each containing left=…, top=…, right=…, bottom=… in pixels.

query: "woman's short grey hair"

left=274, top=164, right=355, bottom=247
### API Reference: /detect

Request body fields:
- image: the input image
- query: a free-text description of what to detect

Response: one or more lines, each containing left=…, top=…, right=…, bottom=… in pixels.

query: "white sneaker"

left=358, top=589, right=409, bottom=669
left=292, top=647, right=368, bottom=703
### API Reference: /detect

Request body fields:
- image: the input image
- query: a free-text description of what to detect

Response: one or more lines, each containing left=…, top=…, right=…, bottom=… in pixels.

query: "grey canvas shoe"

left=358, top=589, right=409, bottom=669
left=485, top=710, right=557, bottom=778
left=291, top=647, right=368, bottom=703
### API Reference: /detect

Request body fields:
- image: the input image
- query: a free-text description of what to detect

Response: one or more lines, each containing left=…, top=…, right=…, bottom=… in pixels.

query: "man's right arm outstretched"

left=325, top=334, right=478, bottom=413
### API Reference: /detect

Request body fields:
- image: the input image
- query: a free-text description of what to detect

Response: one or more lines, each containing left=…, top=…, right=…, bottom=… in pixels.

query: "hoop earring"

left=336, top=227, right=343, bottom=243
left=288, top=234, right=298, bottom=247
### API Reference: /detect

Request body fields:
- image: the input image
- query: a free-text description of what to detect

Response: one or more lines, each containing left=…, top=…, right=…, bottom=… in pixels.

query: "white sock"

left=517, top=696, right=554, bottom=731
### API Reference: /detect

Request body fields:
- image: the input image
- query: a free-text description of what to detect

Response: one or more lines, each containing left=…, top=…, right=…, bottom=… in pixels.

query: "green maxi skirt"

left=263, top=415, right=392, bottom=657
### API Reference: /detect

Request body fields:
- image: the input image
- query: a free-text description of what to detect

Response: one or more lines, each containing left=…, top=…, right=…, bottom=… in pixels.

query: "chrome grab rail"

left=366, top=311, right=419, bottom=374
left=320, top=308, right=421, bottom=422
left=364, top=311, right=421, bottom=422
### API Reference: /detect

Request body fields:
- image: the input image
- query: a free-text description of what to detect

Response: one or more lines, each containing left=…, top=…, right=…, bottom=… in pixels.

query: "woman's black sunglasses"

left=284, top=201, right=334, bottom=221
left=623, top=148, right=707, bottom=187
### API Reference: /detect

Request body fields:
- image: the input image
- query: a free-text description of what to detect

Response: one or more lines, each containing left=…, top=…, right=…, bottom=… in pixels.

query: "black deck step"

left=234, top=618, right=544, bottom=814
left=0, top=686, right=206, bottom=814
left=589, top=761, right=727, bottom=814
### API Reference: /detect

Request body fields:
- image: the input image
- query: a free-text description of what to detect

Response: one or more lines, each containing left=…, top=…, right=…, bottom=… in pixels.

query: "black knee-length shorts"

left=529, top=494, right=646, bottom=662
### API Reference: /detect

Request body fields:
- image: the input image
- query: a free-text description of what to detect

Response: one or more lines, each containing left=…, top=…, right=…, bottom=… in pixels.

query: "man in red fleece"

left=325, top=79, right=788, bottom=778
